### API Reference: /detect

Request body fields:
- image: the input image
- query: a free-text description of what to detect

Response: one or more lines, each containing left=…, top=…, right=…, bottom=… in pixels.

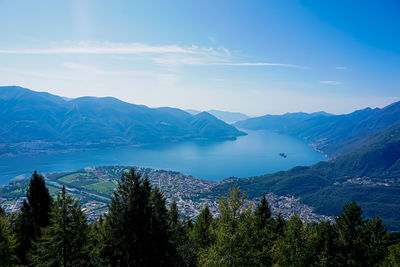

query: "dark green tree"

left=309, top=221, right=337, bottom=266
left=15, top=170, right=52, bottom=264
left=335, top=201, right=364, bottom=266
left=200, top=185, right=254, bottom=266
left=31, top=185, right=88, bottom=267
left=0, top=210, right=17, bottom=266
left=168, top=200, right=196, bottom=266
left=103, top=168, right=172, bottom=266
left=191, top=205, right=213, bottom=251
left=87, top=217, right=107, bottom=266
left=361, top=216, right=389, bottom=265
left=382, top=242, right=400, bottom=266
left=254, top=195, right=271, bottom=230
left=249, top=197, right=274, bottom=266
left=272, top=215, right=314, bottom=267
left=272, top=212, right=286, bottom=239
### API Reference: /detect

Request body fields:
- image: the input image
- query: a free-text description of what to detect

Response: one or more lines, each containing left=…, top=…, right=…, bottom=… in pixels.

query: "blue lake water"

left=0, top=130, right=326, bottom=185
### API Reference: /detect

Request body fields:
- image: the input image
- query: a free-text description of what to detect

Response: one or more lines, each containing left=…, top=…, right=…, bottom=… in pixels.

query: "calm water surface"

left=0, top=130, right=326, bottom=185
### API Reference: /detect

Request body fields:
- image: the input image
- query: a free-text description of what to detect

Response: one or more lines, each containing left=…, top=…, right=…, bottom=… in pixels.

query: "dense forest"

left=1, top=170, right=399, bottom=266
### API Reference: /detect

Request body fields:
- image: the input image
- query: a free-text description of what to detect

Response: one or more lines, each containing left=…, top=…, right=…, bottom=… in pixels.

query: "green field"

left=58, top=173, right=80, bottom=183
left=83, top=181, right=117, bottom=195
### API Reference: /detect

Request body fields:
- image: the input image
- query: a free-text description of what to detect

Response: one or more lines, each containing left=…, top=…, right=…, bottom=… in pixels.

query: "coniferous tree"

left=149, top=187, right=172, bottom=265
left=382, top=242, right=400, bottom=266
left=335, top=201, right=366, bottom=266
left=0, top=209, right=17, bottom=266
left=15, top=170, right=52, bottom=264
left=272, top=215, right=314, bottom=267
left=250, top=196, right=273, bottom=265
left=200, top=185, right=253, bottom=266
left=361, top=216, right=389, bottom=265
left=191, top=205, right=213, bottom=251
left=255, top=195, right=271, bottom=230
left=334, top=201, right=389, bottom=266
left=87, top=217, right=107, bottom=267
left=168, top=200, right=196, bottom=266
left=310, top=221, right=337, bottom=266
left=31, top=185, right=88, bottom=267
left=273, top=212, right=286, bottom=239
left=103, top=168, right=172, bottom=266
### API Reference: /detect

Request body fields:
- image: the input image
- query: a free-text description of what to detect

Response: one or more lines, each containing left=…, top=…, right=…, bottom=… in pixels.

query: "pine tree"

left=168, top=200, right=196, bottom=266
left=87, top=217, right=107, bottom=266
left=200, top=185, right=253, bottom=266
left=191, top=205, right=213, bottom=251
left=168, top=200, right=183, bottom=263
left=103, top=168, right=172, bottom=266
left=310, top=221, right=337, bottom=266
left=31, top=185, right=88, bottom=266
left=250, top=196, right=273, bottom=265
left=335, top=201, right=366, bottom=266
left=362, top=216, right=389, bottom=265
left=149, top=186, right=172, bottom=265
left=255, top=195, right=271, bottom=230
left=15, top=170, right=52, bottom=264
left=272, top=215, right=314, bottom=267
left=0, top=211, right=17, bottom=266
left=382, top=242, right=400, bottom=266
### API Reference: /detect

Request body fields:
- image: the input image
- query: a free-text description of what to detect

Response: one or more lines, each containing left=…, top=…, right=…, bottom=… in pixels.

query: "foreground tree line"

left=1, top=169, right=400, bottom=266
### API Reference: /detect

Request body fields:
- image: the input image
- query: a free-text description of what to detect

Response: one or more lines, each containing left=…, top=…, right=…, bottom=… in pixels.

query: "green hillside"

left=207, top=123, right=400, bottom=230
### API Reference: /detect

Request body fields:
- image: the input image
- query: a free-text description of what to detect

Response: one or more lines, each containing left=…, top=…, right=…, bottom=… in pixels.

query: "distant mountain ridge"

left=186, top=109, right=250, bottom=124
left=207, top=122, right=400, bottom=230
left=234, top=102, right=400, bottom=157
left=0, top=86, right=245, bottom=155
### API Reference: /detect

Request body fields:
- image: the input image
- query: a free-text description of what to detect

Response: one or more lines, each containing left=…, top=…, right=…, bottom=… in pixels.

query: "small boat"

left=279, top=153, right=287, bottom=158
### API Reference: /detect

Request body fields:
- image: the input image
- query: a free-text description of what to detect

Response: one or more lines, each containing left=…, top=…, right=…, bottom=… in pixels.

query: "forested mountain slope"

left=207, top=122, right=400, bottom=230
left=0, top=86, right=245, bottom=154
left=234, top=102, right=400, bottom=157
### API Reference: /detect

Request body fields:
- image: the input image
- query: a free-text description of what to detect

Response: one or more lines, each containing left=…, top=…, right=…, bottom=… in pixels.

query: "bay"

left=0, top=130, right=326, bottom=185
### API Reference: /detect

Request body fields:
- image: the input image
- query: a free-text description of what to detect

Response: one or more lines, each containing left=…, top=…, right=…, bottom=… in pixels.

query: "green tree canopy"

left=103, top=168, right=172, bottom=266
left=31, top=185, right=88, bottom=267
left=15, top=170, right=52, bottom=264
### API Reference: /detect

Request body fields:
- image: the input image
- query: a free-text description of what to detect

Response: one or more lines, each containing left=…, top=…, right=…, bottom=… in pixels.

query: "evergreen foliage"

left=7, top=169, right=396, bottom=266
left=102, top=168, right=172, bottom=266
left=14, top=170, right=52, bottom=264
left=0, top=210, right=17, bottom=266
left=31, top=185, right=88, bottom=266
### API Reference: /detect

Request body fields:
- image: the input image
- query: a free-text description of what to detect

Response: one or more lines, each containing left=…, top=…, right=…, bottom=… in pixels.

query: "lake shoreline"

left=0, top=130, right=327, bottom=185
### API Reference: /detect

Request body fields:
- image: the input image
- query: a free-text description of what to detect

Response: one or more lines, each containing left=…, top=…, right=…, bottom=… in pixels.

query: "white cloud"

left=320, top=80, right=342, bottom=85
left=335, top=66, right=348, bottom=70
left=217, top=62, right=307, bottom=69
left=0, top=41, right=306, bottom=69
left=0, top=42, right=197, bottom=55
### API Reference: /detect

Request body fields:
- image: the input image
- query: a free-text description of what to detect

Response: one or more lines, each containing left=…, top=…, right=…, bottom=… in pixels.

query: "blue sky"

left=0, top=0, right=399, bottom=115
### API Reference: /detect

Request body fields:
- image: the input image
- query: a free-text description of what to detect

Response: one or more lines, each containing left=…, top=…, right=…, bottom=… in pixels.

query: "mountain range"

left=234, top=102, right=400, bottom=158
left=0, top=86, right=245, bottom=155
left=207, top=121, right=400, bottom=230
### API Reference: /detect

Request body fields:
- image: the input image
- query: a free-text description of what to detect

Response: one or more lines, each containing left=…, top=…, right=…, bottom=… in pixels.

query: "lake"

left=0, top=130, right=326, bottom=185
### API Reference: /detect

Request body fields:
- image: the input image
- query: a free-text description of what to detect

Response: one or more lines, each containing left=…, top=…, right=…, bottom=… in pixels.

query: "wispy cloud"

left=320, top=80, right=342, bottom=85
left=0, top=41, right=306, bottom=69
left=0, top=42, right=197, bottom=55
left=216, top=62, right=307, bottom=69
left=335, top=66, right=348, bottom=70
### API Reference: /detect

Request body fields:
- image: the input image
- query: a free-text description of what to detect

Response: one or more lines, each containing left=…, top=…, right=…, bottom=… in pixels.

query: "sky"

left=0, top=0, right=399, bottom=115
